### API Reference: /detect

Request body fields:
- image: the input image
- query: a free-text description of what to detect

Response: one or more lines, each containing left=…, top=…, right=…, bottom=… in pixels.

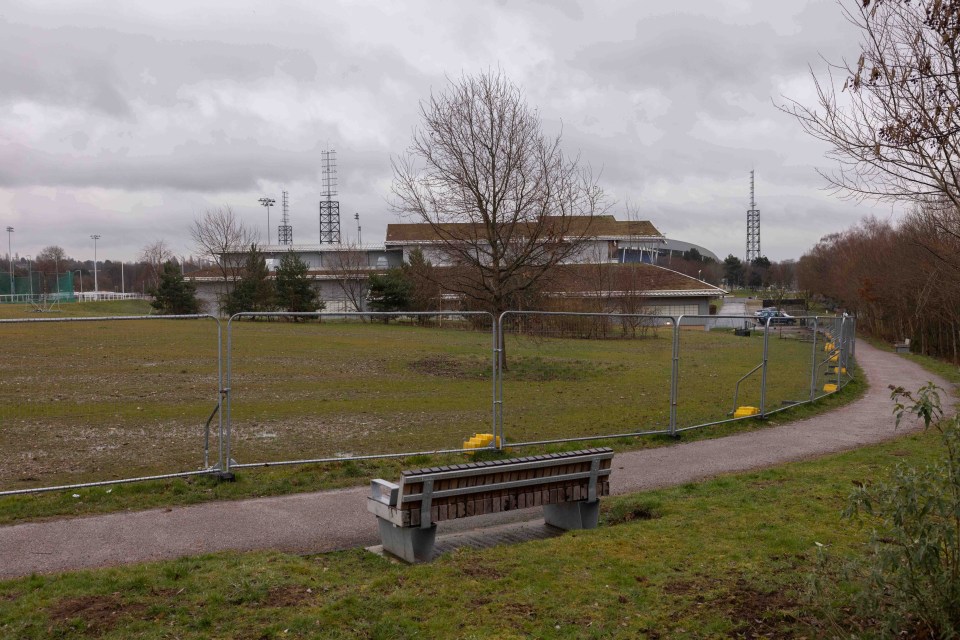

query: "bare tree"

left=327, top=243, right=371, bottom=312
left=139, top=239, right=174, bottom=291
left=391, top=70, right=606, bottom=320
left=189, top=207, right=257, bottom=296
left=781, top=1, right=960, bottom=209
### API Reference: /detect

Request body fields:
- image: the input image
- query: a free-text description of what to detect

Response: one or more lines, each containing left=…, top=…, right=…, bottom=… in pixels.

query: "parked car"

left=755, top=309, right=795, bottom=325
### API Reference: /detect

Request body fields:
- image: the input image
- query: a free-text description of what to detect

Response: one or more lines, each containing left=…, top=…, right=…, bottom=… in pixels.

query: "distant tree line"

left=797, top=205, right=960, bottom=362
left=2, top=243, right=206, bottom=297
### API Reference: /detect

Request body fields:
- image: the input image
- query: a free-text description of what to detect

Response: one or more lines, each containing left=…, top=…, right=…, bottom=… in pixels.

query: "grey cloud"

left=0, top=139, right=327, bottom=191
left=0, top=19, right=319, bottom=115
left=0, top=1, right=888, bottom=263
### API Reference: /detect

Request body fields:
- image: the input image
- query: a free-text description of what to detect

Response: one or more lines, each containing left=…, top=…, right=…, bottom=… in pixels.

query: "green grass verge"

left=0, top=420, right=933, bottom=639
left=0, top=299, right=154, bottom=319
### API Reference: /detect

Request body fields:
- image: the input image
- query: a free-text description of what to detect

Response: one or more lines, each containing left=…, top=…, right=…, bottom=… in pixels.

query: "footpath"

left=0, top=339, right=950, bottom=580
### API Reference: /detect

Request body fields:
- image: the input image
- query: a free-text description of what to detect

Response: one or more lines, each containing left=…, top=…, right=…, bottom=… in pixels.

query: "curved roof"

left=386, top=216, right=662, bottom=244
left=660, top=239, right=720, bottom=262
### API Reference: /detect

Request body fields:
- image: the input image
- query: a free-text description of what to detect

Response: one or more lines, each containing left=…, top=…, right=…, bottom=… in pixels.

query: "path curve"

left=0, top=340, right=949, bottom=580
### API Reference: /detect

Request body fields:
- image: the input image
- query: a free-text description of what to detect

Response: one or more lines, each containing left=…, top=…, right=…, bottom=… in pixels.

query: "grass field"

left=0, top=419, right=933, bottom=639
left=1, top=300, right=834, bottom=487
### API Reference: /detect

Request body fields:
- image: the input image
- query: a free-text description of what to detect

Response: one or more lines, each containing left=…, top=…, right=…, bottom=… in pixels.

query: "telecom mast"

left=319, top=150, right=341, bottom=244
left=746, top=170, right=760, bottom=263
left=278, top=190, right=293, bottom=245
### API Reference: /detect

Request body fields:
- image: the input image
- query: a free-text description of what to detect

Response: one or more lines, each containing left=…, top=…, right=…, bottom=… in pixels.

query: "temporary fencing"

left=496, top=311, right=678, bottom=446
left=223, top=311, right=496, bottom=473
left=1, top=310, right=856, bottom=494
left=496, top=312, right=856, bottom=445
left=0, top=315, right=223, bottom=496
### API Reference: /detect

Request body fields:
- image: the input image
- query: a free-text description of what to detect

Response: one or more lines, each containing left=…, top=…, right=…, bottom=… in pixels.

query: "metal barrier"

left=496, top=312, right=857, bottom=446
left=223, top=311, right=496, bottom=474
left=0, top=314, right=223, bottom=496
left=0, top=309, right=857, bottom=492
left=496, top=311, right=678, bottom=447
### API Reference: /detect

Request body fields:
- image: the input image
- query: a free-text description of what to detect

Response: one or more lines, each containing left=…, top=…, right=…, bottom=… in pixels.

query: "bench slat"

left=401, top=451, right=613, bottom=484
left=401, top=469, right=612, bottom=502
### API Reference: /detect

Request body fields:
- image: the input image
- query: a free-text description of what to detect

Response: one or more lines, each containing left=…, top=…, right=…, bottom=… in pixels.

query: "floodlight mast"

left=90, top=234, right=101, bottom=295
left=259, top=197, right=276, bottom=245
left=5, top=226, right=12, bottom=295
left=746, top=170, right=760, bottom=263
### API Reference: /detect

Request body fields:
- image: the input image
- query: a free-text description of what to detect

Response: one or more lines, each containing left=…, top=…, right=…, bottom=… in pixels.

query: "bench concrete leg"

left=377, top=518, right=437, bottom=563
left=544, top=500, right=600, bottom=530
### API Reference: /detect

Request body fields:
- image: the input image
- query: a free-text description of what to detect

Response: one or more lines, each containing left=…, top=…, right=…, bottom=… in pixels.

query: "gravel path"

left=0, top=339, right=948, bottom=580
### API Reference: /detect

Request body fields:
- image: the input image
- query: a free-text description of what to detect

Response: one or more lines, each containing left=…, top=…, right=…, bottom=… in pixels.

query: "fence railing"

left=0, top=311, right=856, bottom=495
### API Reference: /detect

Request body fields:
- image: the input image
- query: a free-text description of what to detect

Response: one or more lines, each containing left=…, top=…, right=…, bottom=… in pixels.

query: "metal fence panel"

left=674, top=315, right=768, bottom=431
left=497, top=311, right=677, bottom=447
left=2, top=308, right=859, bottom=490
left=224, top=312, right=496, bottom=470
left=0, top=315, right=222, bottom=495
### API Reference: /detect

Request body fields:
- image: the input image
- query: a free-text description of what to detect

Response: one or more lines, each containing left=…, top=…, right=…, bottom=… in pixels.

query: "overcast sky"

left=0, top=0, right=901, bottom=263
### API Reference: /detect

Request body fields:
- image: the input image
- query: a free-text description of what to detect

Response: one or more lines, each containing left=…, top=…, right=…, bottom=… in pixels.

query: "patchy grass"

left=0, top=375, right=865, bottom=526
left=0, top=425, right=936, bottom=639
left=0, top=320, right=864, bottom=524
left=0, top=299, right=154, bottom=319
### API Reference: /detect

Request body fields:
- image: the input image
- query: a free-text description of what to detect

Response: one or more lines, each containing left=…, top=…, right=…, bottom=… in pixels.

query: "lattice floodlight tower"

left=746, top=170, right=760, bottom=263
left=278, top=190, right=293, bottom=245
left=319, top=150, right=341, bottom=244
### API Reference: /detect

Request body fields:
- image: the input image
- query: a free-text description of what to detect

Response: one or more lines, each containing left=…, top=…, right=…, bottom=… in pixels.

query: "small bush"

left=814, top=383, right=960, bottom=638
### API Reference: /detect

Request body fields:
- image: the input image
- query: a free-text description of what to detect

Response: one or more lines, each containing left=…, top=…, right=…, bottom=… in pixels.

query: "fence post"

left=836, top=315, right=846, bottom=389
left=670, top=316, right=681, bottom=437
left=809, top=317, right=819, bottom=403
left=760, top=317, right=771, bottom=416
left=221, top=314, right=236, bottom=480
left=493, top=313, right=502, bottom=450
left=214, top=316, right=224, bottom=470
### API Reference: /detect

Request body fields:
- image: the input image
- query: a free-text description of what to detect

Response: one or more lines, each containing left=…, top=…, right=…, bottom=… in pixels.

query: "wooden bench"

left=367, top=447, right=614, bottom=562
left=894, top=339, right=910, bottom=354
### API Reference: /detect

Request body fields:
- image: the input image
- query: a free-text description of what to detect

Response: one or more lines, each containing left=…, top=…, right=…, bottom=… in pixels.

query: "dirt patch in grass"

left=662, top=578, right=698, bottom=596
left=662, top=574, right=806, bottom=638
left=408, top=355, right=489, bottom=380
left=48, top=594, right=146, bottom=637
left=501, top=602, right=538, bottom=620
left=261, top=585, right=316, bottom=608
left=723, top=577, right=804, bottom=638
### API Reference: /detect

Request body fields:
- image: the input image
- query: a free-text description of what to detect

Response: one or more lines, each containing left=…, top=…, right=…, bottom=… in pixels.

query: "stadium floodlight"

left=25, top=256, right=32, bottom=297
left=5, top=226, right=12, bottom=295
left=258, top=197, right=276, bottom=245
left=90, top=234, right=101, bottom=296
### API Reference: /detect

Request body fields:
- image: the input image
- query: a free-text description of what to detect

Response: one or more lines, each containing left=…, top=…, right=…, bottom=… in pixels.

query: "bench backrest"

left=383, top=448, right=613, bottom=528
